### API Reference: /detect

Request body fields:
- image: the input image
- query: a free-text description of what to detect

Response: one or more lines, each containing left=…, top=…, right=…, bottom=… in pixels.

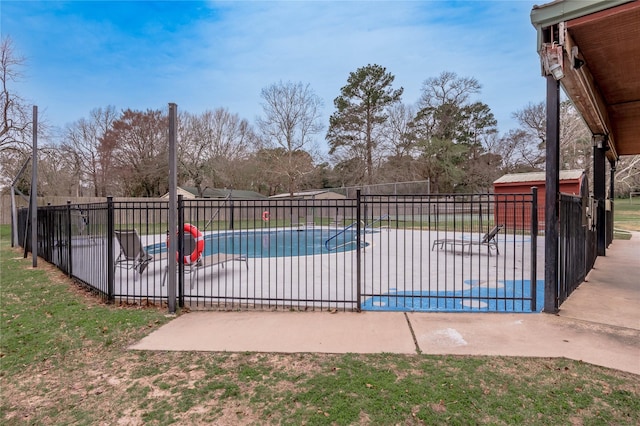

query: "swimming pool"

left=147, top=228, right=368, bottom=258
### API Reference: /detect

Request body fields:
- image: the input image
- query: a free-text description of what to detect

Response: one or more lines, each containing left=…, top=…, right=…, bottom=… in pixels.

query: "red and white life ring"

left=168, top=223, right=204, bottom=264
left=262, top=211, right=270, bottom=221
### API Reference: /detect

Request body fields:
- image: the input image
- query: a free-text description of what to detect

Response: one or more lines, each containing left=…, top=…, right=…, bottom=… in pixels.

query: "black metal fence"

left=359, top=192, right=540, bottom=312
left=558, top=194, right=598, bottom=306
left=17, top=191, right=543, bottom=312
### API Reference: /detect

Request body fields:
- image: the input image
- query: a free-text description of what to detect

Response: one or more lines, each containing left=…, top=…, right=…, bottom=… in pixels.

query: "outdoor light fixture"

left=542, top=43, right=564, bottom=80
left=548, top=62, right=565, bottom=80
left=593, top=134, right=609, bottom=150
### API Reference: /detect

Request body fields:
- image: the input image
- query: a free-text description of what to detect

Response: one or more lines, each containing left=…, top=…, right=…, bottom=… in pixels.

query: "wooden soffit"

left=531, top=0, right=640, bottom=160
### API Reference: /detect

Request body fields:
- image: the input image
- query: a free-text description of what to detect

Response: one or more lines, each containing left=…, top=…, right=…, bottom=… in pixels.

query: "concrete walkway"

left=130, top=232, right=640, bottom=375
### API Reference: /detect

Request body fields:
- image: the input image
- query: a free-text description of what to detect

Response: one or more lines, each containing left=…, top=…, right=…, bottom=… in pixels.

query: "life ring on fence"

left=167, top=223, right=204, bottom=265
left=262, top=211, right=270, bottom=221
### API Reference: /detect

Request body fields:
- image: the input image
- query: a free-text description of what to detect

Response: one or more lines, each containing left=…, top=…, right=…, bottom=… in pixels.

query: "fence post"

left=544, top=76, right=560, bottom=314
left=594, top=140, right=607, bottom=256
left=356, top=189, right=362, bottom=312
left=107, top=197, right=115, bottom=303
left=608, top=164, right=615, bottom=247
left=530, top=187, right=538, bottom=312
left=30, top=106, right=38, bottom=268
left=167, top=103, right=178, bottom=314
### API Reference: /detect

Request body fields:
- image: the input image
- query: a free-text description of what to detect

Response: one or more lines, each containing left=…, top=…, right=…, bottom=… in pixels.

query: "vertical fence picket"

left=107, top=196, right=115, bottom=303
left=356, top=190, right=362, bottom=312
left=531, top=187, right=538, bottom=312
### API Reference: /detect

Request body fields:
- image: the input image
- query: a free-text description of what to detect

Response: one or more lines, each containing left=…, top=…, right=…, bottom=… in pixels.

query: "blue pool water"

left=361, top=280, right=545, bottom=313
left=147, top=228, right=367, bottom=258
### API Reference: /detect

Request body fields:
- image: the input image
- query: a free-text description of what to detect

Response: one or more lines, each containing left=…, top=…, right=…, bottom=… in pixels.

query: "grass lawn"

left=1, top=224, right=639, bottom=425
left=614, top=198, right=640, bottom=234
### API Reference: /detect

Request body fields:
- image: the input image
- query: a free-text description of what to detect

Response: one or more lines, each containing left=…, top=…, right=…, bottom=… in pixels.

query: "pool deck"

left=130, top=232, right=640, bottom=375
left=110, top=227, right=541, bottom=312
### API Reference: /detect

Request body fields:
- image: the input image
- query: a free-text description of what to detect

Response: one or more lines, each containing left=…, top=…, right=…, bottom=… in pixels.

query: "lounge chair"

left=114, top=229, right=154, bottom=278
left=187, top=253, right=248, bottom=288
left=162, top=253, right=249, bottom=289
left=431, top=224, right=504, bottom=255
left=162, top=229, right=248, bottom=289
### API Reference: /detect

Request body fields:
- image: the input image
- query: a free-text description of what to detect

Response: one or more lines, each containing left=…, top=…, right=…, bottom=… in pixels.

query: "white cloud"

left=5, top=0, right=545, bottom=140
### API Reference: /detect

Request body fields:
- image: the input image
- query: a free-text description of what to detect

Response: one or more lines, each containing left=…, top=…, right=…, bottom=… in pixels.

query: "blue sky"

left=2, top=0, right=545, bottom=150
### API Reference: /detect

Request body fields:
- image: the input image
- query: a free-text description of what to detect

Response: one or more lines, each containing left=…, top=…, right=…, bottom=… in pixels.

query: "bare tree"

left=0, top=36, right=30, bottom=153
left=381, top=103, right=417, bottom=158
left=37, top=146, right=81, bottom=196
left=251, top=147, right=315, bottom=196
left=377, top=103, right=419, bottom=183
left=103, top=109, right=168, bottom=197
left=0, top=148, right=30, bottom=193
left=615, top=155, right=640, bottom=196
left=257, top=81, right=323, bottom=196
left=0, top=143, right=76, bottom=197
left=484, top=130, right=537, bottom=173
left=558, top=102, right=591, bottom=172
left=511, top=100, right=591, bottom=172
left=412, top=71, right=491, bottom=192
left=179, top=108, right=255, bottom=195
left=419, top=71, right=481, bottom=110
left=60, top=106, right=119, bottom=196
left=415, top=72, right=489, bottom=143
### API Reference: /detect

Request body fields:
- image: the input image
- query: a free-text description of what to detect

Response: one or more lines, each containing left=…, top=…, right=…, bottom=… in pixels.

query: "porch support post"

left=593, top=137, right=606, bottom=256
left=608, top=161, right=616, bottom=247
left=544, top=76, right=560, bottom=314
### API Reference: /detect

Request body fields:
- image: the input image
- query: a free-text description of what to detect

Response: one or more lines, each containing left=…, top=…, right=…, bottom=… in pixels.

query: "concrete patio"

left=130, top=232, right=640, bottom=375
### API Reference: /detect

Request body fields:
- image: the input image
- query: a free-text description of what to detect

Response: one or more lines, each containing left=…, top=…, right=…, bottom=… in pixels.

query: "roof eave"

left=530, top=0, right=637, bottom=161
left=530, top=0, right=633, bottom=32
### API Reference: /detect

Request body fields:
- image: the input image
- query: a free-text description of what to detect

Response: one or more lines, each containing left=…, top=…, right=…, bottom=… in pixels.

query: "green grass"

left=614, top=198, right=640, bottom=233
left=0, top=225, right=169, bottom=375
left=1, top=223, right=639, bottom=425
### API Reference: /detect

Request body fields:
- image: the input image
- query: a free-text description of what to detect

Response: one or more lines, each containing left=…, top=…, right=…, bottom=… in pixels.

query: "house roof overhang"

left=531, top=0, right=640, bottom=162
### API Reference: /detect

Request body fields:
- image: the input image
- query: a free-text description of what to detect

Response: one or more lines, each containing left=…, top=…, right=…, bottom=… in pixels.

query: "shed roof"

left=269, top=190, right=345, bottom=199
left=163, top=186, right=266, bottom=199
left=494, top=169, right=584, bottom=185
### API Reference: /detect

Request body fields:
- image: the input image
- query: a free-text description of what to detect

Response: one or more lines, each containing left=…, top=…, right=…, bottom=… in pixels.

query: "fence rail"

left=16, top=191, right=550, bottom=312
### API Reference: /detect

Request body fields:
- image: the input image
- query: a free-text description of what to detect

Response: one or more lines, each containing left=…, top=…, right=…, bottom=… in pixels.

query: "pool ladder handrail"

left=324, top=220, right=364, bottom=252
left=324, top=214, right=389, bottom=252
left=202, top=191, right=233, bottom=232
left=367, top=214, right=390, bottom=230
